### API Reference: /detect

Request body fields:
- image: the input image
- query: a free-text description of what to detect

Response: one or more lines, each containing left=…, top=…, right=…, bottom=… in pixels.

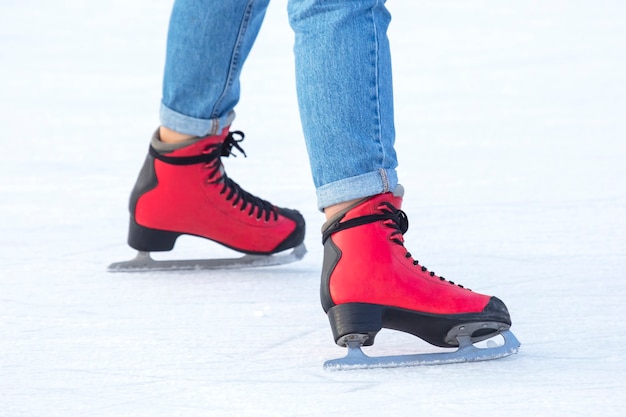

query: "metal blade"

left=108, top=243, right=307, bottom=272
left=324, top=330, right=520, bottom=370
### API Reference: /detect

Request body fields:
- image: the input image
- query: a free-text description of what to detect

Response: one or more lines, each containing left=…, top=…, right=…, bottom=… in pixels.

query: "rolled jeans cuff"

left=316, top=168, right=398, bottom=211
left=160, top=103, right=236, bottom=137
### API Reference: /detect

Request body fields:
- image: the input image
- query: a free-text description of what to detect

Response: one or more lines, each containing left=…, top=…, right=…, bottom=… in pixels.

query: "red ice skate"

left=109, top=128, right=306, bottom=272
left=321, top=186, right=519, bottom=368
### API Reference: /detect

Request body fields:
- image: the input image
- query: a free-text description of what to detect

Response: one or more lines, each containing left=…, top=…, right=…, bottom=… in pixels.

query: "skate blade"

left=324, top=330, right=520, bottom=370
left=107, top=243, right=306, bottom=272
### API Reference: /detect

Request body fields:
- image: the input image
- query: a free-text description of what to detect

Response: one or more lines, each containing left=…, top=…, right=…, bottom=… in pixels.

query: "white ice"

left=1, top=1, right=625, bottom=416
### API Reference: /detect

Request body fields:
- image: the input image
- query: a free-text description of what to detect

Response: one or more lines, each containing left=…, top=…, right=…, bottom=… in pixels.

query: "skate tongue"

left=393, top=184, right=405, bottom=198
left=390, top=184, right=404, bottom=210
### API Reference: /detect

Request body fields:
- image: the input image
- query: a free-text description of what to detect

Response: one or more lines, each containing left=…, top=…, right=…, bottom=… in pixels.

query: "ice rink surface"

left=1, top=1, right=625, bottom=416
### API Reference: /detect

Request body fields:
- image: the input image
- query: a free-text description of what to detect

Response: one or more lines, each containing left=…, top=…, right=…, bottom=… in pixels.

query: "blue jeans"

left=161, top=0, right=398, bottom=210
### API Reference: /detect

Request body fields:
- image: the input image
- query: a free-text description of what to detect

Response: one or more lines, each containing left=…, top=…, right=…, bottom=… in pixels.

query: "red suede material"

left=329, top=192, right=492, bottom=315
left=134, top=131, right=297, bottom=253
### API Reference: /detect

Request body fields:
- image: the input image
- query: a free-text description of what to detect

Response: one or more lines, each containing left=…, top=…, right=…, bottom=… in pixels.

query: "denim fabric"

left=160, top=0, right=398, bottom=210
left=161, top=0, right=269, bottom=135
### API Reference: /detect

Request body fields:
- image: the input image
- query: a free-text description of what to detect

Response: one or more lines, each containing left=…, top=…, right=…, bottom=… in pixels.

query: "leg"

left=288, top=0, right=398, bottom=212
left=124, top=0, right=305, bottom=258
left=288, top=0, right=513, bottom=350
left=161, top=0, right=270, bottom=137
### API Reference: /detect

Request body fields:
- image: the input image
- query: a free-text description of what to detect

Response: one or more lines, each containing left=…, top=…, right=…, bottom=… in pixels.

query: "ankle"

left=159, top=126, right=196, bottom=144
left=324, top=198, right=367, bottom=222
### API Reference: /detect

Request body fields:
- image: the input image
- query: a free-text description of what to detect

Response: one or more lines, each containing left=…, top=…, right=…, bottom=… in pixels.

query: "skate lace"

left=205, top=131, right=279, bottom=221
left=150, top=131, right=279, bottom=221
left=322, top=201, right=469, bottom=290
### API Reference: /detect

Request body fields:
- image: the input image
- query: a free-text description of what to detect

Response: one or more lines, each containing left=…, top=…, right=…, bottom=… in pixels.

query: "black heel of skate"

left=127, top=218, right=181, bottom=252
left=327, top=303, right=384, bottom=347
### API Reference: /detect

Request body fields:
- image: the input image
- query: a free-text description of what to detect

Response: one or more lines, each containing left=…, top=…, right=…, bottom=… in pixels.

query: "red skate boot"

left=110, top=128, right=305, bottom=271
left=321, top=185, right=518, bottom=368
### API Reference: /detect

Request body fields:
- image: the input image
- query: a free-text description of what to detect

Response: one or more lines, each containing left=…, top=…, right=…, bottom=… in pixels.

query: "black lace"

left=150, top=131, right=279, bottom=221
left=323, top=201, right=469, bottom=290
